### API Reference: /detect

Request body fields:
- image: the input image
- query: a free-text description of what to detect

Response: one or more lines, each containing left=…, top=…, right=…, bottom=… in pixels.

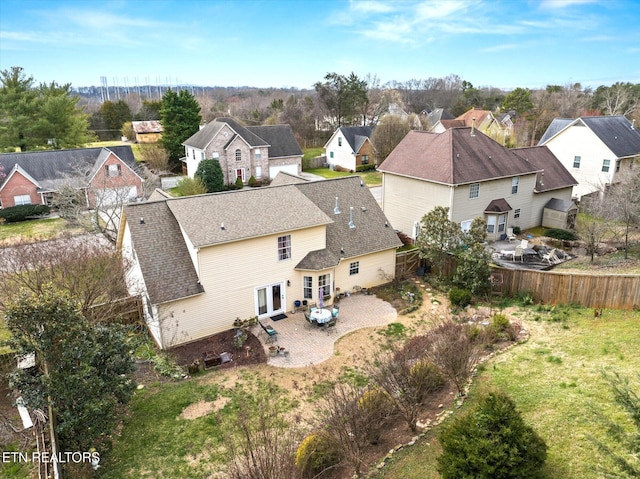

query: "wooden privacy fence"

left=494, top=267, right=640, bottom=310
left=396, top=249, right=421, bottom=278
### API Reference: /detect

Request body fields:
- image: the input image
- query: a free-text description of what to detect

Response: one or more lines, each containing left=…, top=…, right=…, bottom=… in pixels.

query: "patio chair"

left=303, top=311, right=316, bottom=329
left=331, top=305, right=339, bottom=318
left=324, top=318, right=337, bottom=334
left=506, top=227, right=517, bottom=242
left=513, top=246, right=524, bottom=262
left=520, top=239, right=529, bottom=249
left=258, top=321, right=278, bottom=343
left=542, top=248, right=558, bottom=264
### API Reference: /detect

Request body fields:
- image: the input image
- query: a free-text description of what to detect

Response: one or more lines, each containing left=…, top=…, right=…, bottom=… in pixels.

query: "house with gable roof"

left=118, top=174, right=401, bottom=349
left=324, top=125, right=376, bottom=172
left=378, top=127, right=576, bottom=241
left=181, top=117, right=302, bottom=184
left=0, top=146, right=143, bottom=209
left=431, top=107, right=511, bottom=145
left=538, top=115, right=640, bottom=199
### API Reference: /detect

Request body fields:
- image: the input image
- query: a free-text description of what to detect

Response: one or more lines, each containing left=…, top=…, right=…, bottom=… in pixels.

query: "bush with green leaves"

left=356, top=163, right=376, bottom=172
left=0, top=204, right=50, bottom=222
left=545, top=228, right=578, bottom=241
left=194, top=158, right=224, bottom=193
left=437, top=390, right=547, bottom=478
left=449, top=287, right=472, bottom=307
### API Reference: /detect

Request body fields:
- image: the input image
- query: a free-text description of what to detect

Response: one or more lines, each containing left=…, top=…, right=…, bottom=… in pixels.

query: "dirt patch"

left=179, top=397, right=231, bottom=420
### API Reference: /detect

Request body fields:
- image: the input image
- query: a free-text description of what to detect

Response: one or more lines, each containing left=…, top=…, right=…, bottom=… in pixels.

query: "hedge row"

left=0, top=204, right=51, bottom=223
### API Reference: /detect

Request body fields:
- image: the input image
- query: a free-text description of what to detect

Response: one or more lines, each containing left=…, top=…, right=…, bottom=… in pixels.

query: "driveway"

left=255, top=294, right=397, bottom=368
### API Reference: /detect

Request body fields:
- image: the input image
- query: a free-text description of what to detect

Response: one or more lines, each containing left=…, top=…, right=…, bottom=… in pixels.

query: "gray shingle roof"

left=512, top=145, right=578, bottom=192
left=339, top=126, right=375, bottom=153
left=0, top=146, right=138, bottom=191
left=166, top=186, right=332, bottom=248
left=539, top=116, right=640, bottom=158
left=544, top=198, right=576, bottom=212
left=124, top=200, right=204, bottom=304
left=484, top=198, right=512, bottom=213
left=246, top=124, right=303, bottom=158
left=379, top=128, right=540, bottom=185
left=293, top=176, right=402, bottom=269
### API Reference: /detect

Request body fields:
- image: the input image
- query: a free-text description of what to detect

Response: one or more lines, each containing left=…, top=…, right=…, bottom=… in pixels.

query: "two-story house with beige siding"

left=538, top=115, right=640, bottom=200
left=118, top=174, right=401, bottom=349
left=378, top=128, right=576, bottom=241
left=181, top=117, right=302, bottom=184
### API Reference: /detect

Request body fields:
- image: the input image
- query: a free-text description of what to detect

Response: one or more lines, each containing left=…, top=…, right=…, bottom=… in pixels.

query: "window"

left=13, top=195, right=31, bottom=206
left=303, top=276, right=313, bottom=299
left=511, top=176, right=519, bottom=194
left=514, top=208, right=521, bottom=219
left=469, top=183, right=480, bottom=199
left=573, top=156, right=581, bottom=168
left=255, top=148, right=261, bottom=161
left=338, top=137, right=342, bottom=146
left=349, top=261, right=359, bottom=275
left=255, top=166, right=262, bottom=178
left=235, top=149, right=242, bottom=161
left=330, top=151, right=334, bottom=159
left=277, top=235, right=291, bottom=261
left=105, top=164, right=121, bottom=177
left=318, top=274, right=330, bottom=297
left=191, top=149, right=195, bottom=159
left=497, top=214, right=506, bottom=233
left=487, top=215, right=496, bottom=233
left=212, top=150, right=219, bottom=159
left=602, top=159, right=610, bottom=172
left=362, top=155, right=369, bottom=165
left=200, top=151, right=205, bottom=160
left=616, top=160, right=621, bottom=172
left=460, top=220, right=472, bottom=232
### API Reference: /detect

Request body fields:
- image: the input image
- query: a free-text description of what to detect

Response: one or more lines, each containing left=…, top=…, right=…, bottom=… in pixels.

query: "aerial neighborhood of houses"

left=1, top=109, right=640, bottom=350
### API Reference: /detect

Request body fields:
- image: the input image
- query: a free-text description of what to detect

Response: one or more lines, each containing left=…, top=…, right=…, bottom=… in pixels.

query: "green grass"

left=375, top=307, right=640, bottom=479
left=303, top=147, right=323, bottom=162
left=0, top=217, right=82, bottom=245
left=305, top=167, right=382, bottom=186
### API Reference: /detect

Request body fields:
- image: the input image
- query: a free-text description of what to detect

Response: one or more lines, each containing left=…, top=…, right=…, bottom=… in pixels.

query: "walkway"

left=254, top=294, right=397, bottom=368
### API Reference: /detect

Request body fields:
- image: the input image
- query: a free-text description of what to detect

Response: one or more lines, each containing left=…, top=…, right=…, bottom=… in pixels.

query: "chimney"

left=348, top=207, right=355, bottom=229
left=540, top=171, right=545, bottom=187
left=470, top=117, right=476, bottom=136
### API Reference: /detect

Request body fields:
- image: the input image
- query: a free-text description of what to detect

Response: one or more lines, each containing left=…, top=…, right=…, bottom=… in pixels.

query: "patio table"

left=310, top=308, right=332, bottom=325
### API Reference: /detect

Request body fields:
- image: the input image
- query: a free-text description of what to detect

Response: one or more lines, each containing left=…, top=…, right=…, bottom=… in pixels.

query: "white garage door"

left=269, top=164, right=299, bottom=179
left=97, top=186, right=138, bottom=206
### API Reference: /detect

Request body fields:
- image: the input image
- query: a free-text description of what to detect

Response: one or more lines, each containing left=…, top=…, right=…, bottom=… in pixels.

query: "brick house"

left=0, top=146, right=143, bottom=209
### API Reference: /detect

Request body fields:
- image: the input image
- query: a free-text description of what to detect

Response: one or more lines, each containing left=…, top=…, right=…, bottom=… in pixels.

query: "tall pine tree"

left=160, top=88, right=202, bottom=171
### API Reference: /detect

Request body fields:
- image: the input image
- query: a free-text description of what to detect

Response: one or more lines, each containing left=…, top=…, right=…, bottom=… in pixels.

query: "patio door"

left=255, top=282, right=284, bottom=317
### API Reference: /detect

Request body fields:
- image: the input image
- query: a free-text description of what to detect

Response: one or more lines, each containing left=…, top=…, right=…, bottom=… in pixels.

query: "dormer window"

left=235, top=149, right=242, bottom=161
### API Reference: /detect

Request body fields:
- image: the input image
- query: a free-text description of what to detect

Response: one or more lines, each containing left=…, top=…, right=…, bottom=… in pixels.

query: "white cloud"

left=540, top=0, right=597, bottom=9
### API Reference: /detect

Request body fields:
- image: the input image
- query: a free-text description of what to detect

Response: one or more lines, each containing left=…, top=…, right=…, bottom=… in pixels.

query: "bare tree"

left=0, top=236, right=130, bottom=323
left=599, top=82, right=638, bottom=116
left=139, top=143, right=170, bottom=173
left=578, top=193, right=615, bottom=262
left=423, top=319, right=479, bottom=395
left=608, top=168, right=640, bottom=259
left=315, top=381, right=394, bottom=477
left=370, top=115, right=411, bottom=164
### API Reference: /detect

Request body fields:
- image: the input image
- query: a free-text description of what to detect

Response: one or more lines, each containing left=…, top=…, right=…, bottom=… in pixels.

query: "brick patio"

left=253, top=294, right=397, bottom=368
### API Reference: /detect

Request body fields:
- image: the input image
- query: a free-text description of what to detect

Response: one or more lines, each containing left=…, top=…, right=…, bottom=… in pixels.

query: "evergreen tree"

left=0, top=67, right=39, bottom=151
left=437, top=390, right=547, bottom=478
left=160, top=88, right=202, bottom=170
left=194, top=158, right=224, bottom=193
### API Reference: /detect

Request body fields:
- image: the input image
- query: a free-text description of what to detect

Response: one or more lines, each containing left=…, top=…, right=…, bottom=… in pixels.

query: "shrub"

left=513, top=226, right=521, bottom=235
left=449, top=287, right=472, bottom=307
left=437, top=390, right=547, bottom=478
left=173, top=176, right=207, bottom=196
left=0, top=204, right=50, bottom=223
left=410, top=360, right=445, bottom=403
left=355, top=163, right=376, bottom=172
left=248, top=175, right=258, bottom=187
left=491, top=313, right=510, bottom=334
left=295, top=432, right=341, bottom=477
left=234, top=175, right=244, bottom=189
left=545, top=228, right=578, bottom=241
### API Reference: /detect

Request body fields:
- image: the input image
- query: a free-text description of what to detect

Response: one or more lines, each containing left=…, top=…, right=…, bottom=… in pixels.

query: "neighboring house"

left=181, top=117, right=302, bottom=183
left=0, top=146, right=143, bottom=209
left=131, top=120, right=163, bottom=143
left=431, top=107, right=511, bottom=145
left=324, top=126, right=376, bottom=172
left=512, top=146, right=578, bottom=229
left=538, top=115, right=640, bottom=199
left=378, top=127, right=575, bottom=241
left=423, top=108, right=454, bottom=129
left=118, top=175, right=401, bottom=349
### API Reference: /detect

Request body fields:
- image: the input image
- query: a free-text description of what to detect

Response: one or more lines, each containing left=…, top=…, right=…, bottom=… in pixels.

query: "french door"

left=255, top=282, right=284, bottom=317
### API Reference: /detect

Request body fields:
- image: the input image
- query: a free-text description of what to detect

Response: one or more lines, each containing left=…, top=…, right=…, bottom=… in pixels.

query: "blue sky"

left=1, top=0, right=639, bottom=91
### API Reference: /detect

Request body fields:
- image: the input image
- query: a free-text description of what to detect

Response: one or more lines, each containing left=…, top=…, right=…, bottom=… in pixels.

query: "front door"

left=255, top=282, right=284, bottom=317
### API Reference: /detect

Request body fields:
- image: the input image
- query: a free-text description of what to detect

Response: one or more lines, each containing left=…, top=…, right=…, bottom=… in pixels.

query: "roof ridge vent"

left=349, top=207, right=355, bottom=229
left=334, top=197, right=341, bottom=215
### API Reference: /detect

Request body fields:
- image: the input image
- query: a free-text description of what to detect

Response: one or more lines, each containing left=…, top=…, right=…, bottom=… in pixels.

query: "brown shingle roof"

left=124, top=201, right=203, bottom=304
left=512, top=145, right=578, bottom=192
left=378, top=128, right=541, bottom=185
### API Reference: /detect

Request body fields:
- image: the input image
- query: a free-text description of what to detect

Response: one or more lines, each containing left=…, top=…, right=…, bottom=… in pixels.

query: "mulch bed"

left=167, top=329, right=267, bottom=370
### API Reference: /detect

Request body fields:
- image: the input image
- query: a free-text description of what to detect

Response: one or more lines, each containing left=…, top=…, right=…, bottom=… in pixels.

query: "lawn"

left=305, top=167, right=382, bottom=187
left=375, top=306, right=640, bottom=478
left=0, top=217, right=83, bottom=245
